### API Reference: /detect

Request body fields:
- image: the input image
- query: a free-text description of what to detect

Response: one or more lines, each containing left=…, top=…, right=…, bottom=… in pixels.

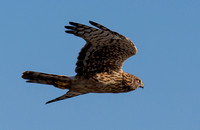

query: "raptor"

left=22, top=21, right=144, bottom=104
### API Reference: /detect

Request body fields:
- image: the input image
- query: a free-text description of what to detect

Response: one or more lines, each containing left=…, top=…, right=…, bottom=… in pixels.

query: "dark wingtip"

left=65, top=30, right=74, bottom=34
left=89, top=21, right=96, bottom=25
left=69, top=21, right=79, bottom=26
left=65, top=26, right=74, bottom=29
left=46, top=100, right=55, bottom=104
left=45, top=101, right=51, bottom=104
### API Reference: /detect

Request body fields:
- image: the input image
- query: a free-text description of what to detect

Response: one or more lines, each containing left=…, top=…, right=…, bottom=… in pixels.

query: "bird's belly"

left=72, top=81, right=130, bottom=93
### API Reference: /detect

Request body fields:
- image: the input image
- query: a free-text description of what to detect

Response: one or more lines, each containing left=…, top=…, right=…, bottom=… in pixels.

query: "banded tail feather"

left=22, top=71, right=73, bottom=89
left=22, top=71, right=85, bottom=104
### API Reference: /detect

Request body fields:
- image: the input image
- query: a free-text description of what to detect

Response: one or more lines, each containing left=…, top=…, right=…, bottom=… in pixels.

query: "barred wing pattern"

left=65, top=21, right=137, bottom=76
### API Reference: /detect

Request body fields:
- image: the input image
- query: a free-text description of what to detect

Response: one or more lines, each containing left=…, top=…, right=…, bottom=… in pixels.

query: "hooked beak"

left=140, top=82, right=144, bottom=89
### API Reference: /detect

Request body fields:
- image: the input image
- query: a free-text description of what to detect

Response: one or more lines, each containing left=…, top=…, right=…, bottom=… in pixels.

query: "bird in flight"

left=22, top=21, right=144, bottom=104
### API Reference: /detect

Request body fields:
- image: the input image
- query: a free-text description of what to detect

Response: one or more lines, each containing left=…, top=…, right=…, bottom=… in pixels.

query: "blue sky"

left=1, top=0, right=200, bottom=130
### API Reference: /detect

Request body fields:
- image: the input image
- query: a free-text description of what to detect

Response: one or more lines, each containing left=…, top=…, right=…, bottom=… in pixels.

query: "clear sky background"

left=1, top=0, right=200, bottom=130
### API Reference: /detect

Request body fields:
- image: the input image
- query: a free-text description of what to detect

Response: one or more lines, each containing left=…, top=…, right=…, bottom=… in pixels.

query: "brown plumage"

left=22, top=21, right=144, bottom=104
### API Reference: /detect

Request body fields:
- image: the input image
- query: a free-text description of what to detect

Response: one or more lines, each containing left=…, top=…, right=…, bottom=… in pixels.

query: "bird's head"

left=129, top=75, right=144, bottom=90
left=123, top=73, right=144, bottom=91
left=134, top=78, right=144, bottom=89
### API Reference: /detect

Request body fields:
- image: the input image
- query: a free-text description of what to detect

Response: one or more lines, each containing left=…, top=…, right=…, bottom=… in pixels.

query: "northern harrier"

left=22, top=21, right=144, bottom=104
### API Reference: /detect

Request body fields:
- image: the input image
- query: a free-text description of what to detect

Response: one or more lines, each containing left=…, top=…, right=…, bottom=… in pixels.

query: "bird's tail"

left=22, top=71, right=73, bottom=89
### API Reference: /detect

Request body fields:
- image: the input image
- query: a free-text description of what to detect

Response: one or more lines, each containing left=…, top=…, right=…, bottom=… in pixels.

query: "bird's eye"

left=136, top=79, right=140, bottom=83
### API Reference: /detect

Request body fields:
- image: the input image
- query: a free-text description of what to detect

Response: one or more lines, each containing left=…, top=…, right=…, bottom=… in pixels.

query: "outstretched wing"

left=46, top=91, right=85, bottom=104
left=65, top=21, right=137, bottom=76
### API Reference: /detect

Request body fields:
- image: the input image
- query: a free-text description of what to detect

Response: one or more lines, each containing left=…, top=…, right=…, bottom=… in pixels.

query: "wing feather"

left=46, top=91, right=84, bottom=104
left=65, top=21, right=137, bottom=76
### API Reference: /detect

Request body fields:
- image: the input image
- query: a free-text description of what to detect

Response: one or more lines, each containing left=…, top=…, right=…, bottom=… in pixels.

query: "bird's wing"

left=65, top=21, right=137, bottom=76
left=46, top=91, right=85, bottom=104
